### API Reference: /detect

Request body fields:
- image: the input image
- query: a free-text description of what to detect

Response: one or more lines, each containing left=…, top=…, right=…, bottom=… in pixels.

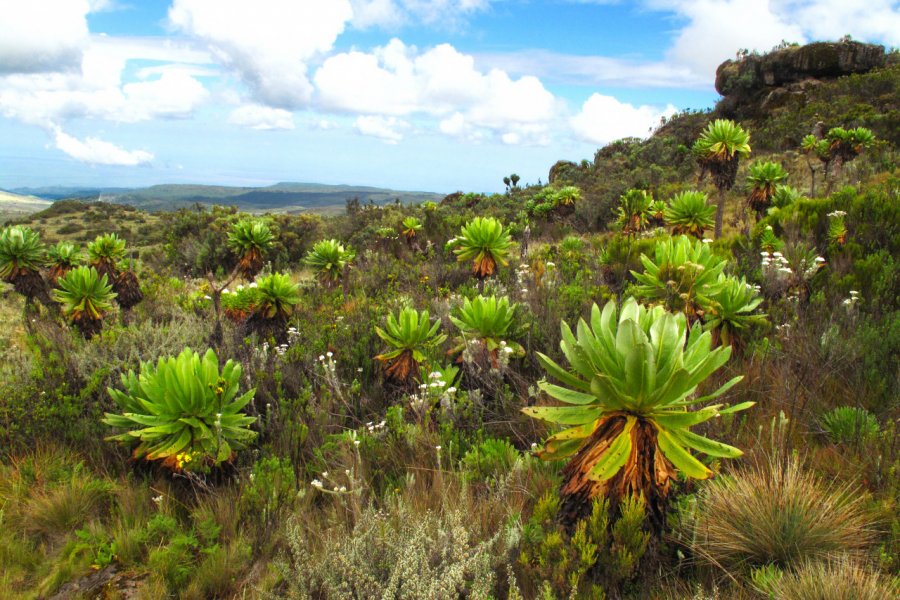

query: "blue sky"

left=0, top=1, right=897, bottom=194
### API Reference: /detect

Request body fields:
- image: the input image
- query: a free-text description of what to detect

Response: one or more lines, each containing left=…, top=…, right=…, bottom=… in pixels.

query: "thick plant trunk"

left=714, top=187, right=726, bottom=239
left=558, top=417, right=674, bottom=533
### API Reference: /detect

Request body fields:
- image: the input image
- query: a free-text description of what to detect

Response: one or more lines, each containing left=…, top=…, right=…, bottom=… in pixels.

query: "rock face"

left=715, top=41, right=886, bottom=97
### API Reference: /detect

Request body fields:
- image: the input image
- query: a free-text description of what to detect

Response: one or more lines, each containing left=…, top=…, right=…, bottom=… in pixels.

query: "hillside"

left=0, top=190, right=52, bottom=221
left=11, top=182, right=446, bottom=214
left=0, top=40, right=897, bottom=600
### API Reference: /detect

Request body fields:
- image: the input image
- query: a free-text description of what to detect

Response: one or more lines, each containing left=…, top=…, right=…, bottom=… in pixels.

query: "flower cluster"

left=842, top=290, right=861, bottom=310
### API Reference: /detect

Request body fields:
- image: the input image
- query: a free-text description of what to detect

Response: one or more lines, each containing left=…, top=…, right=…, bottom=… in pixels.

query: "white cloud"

left=476, top=50, right=708, bottom=89
left=0, top=0, right=92, bottom=74
left=315, top=39, right=558, bottom=144
left=779, top=0, right=900, bottom=47
left=0, top=37, right=212, bottom=126
left=168, top=0, right=353, bottom=109
left=50, top=125, right=153, bottom=165
left=663, top=0, right=805, bottom=81
left=228, top=104, right=295, bottom=130
left=350, top=0, right=490, bottom=29
left=354, top=115, right=409, bottom=143
left=570, top=94, right=677, bottom=145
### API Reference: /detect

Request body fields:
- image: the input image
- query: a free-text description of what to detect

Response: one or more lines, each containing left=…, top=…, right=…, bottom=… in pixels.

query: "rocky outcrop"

left=713, top=41, right=890, bottom=122
left=716, top=41, right=886, bottom=97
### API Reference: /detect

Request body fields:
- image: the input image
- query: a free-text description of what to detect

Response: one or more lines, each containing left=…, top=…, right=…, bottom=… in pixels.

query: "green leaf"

left=657, top=428, right=712, bottom=479
left=521, top=406, right=603, bottom=425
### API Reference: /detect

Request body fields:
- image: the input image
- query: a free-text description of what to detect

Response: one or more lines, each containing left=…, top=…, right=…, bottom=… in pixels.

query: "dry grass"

left=690, top=453, right=876, bottom=572
left=770, top=558, right=899, bottom=600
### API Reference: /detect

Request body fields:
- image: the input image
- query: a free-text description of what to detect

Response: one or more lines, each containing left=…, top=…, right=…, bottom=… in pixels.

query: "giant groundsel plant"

left=524, top=297, right=751, bottom=526
left=103, top=348, right=257, bottom=470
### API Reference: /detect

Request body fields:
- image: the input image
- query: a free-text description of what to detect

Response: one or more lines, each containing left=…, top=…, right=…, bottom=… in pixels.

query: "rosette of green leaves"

left=771, top=185, right=802, bottom=209
left=52, top=266, right=116, bottom=337
left=827, top=127, right=875, bottom=161
left=554, top=185, right=581, bottom=207
left=631, top=235, right=726, bottom=318
left=449, top=295, right=523, bottom=356
left=376, top=307, right=447, bottom=381
left=401, top=217, right=423, bottom=241
left=376, top=306, right=446, bottom=363
left=87, top=233, right=126, bottom=272
left=254, top=272, right=300, bottom=320
left=693, top=119, right=751, bottom=166
left=617, top=189, right=652, bottom=235
left=664, top=191, right=716, bottom=239
left=704, top=275, right=767, bottom=348
left=221, top=286, right=259, bottom=322
left=47, top=241, right=81, bottom=269
left=304, top=239, right=355, bottom=284
left=524, top=297, right=750, bottom=485
left=746, top=161, right=788, bottom=219
left=758, top=226, right=784, bottom=253
left=449, top=217, right=512, bottom=279
left=103, top=348, right=257, bottom=468
left=0, top=225, right=46, bottom=282
left=228, top=219, right=274, bottom=278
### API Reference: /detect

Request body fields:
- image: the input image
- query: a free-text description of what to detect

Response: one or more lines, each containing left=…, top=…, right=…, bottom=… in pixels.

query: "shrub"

left=285, top=496, right=511, bottom=599
left=690, top=454, right=875, bottom=571
left=525, top=297, right=749, bottom=525
left=820, top=407, right=880, bottom=445
left=103, top=348, right=258, bottom=470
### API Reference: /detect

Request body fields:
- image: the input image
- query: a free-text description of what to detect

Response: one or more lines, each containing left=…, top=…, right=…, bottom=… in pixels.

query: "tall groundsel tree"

left=227, top=218, right=274, bottom=279
left=746, top=161, right=788, bottom=222
left=693, top=119, right=751, bottom=239
left=524, top=298, right=751, bottom=528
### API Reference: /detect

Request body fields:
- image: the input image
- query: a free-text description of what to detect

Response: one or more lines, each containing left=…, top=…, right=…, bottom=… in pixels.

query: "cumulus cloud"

left=0, top=0, right=92, bottom=74
left=315, top=39, right=558, bottom=144
left=350, top=0, right=490, bottom=29
left=354, top=115, right=410, bottom=143
left=779, top=0, right=900, bottom=47
left=228, top=104, right=295, bottom=130
left=168, top=0, right=352, bottom=109
left=0, top=38, right=211, bottom=126
left=662, top=0, right=805, bottom=81
left=570, top=94, right=677, bottom=145
left=50, top=125, right=154, bottom=165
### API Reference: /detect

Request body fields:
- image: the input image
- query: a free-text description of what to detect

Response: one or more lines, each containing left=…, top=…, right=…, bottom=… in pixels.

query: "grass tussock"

left=770, top=558, right=899, bottom=600
left=690, top=453, right=876, bottom=571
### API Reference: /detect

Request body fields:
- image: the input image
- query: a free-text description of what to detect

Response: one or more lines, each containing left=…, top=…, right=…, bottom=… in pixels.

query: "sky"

left=0, top=1, right=897, bottom=194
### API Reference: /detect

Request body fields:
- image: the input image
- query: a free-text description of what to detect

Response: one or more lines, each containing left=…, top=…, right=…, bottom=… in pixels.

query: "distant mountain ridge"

left=8, top=182, right=446, bottom=213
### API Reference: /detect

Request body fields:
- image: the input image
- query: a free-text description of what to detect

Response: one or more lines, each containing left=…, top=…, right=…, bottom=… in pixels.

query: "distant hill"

left=0, top=190, right=52, bottom=220
left=10, top=182, right=445, bottom=213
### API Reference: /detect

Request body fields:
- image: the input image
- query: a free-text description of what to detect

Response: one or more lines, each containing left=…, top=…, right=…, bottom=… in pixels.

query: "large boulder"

left=715, top=41, right=886, bottom=97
